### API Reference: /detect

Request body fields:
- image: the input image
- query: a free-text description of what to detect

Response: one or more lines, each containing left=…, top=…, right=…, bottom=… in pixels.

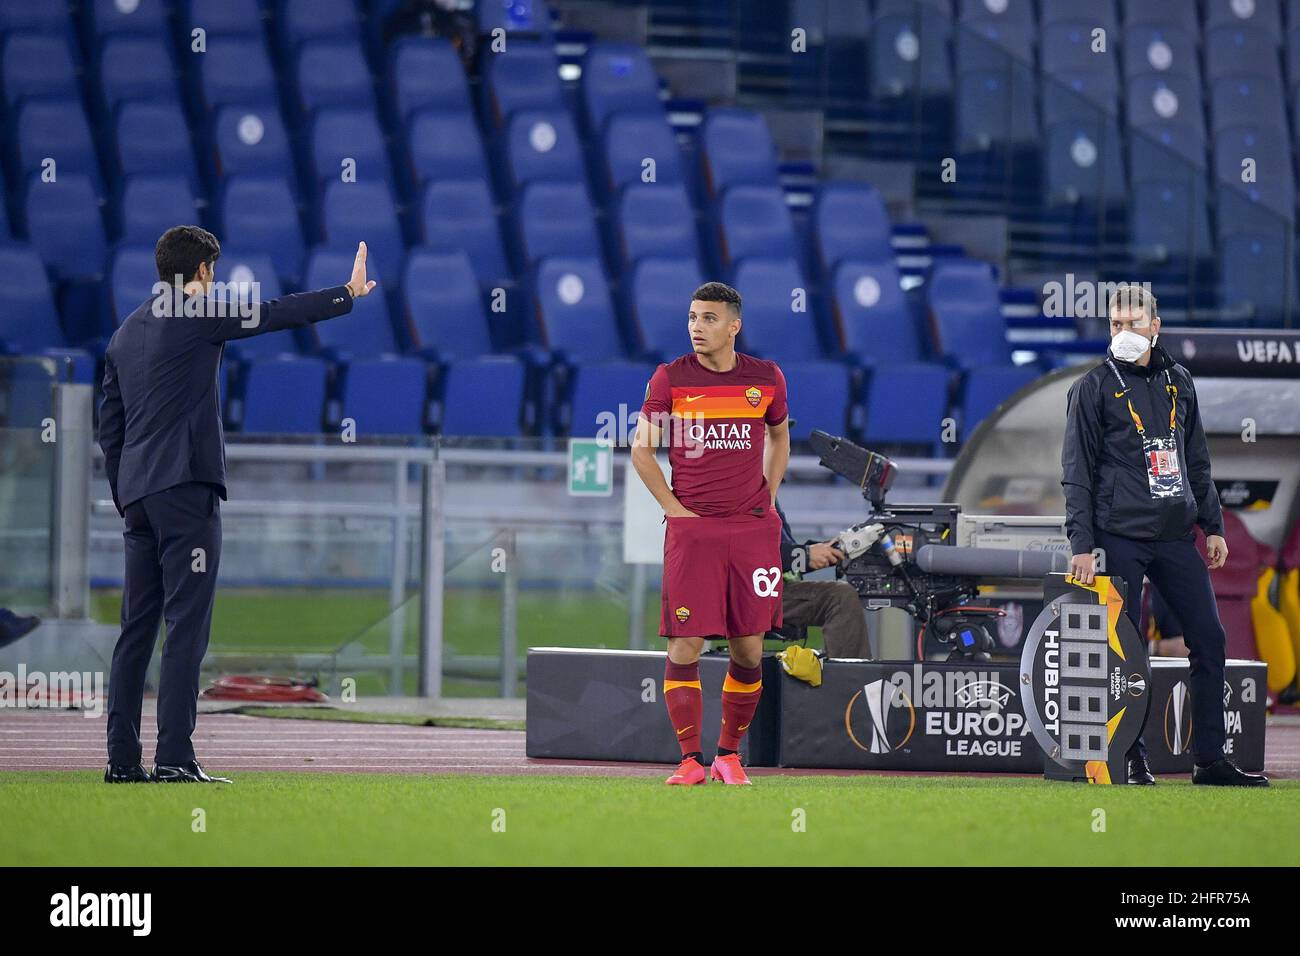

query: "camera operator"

left=774, top=499, right=871, bottom=659
left=1061, top=283, right=1265, bottom=787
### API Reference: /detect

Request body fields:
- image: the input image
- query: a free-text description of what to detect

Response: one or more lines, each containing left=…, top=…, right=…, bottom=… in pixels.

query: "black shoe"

left=1192, top=758, right=1269, bottom=787
left=104, top=764, right=153, bottom=783
left=0, top=609, right=40, bottom=649
left=152, top=760, right=233, bottom=784
left=1127, top=756, right=1156, bottom=785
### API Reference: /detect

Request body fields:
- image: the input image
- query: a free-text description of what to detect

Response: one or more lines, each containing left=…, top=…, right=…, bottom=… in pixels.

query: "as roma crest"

left=744, top=386, right=761, bottom=407
left=675, top=606, right=691, bottom=623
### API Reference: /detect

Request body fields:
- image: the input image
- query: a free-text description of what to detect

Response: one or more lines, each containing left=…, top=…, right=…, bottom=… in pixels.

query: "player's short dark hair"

left=691, top=281, right=742, bottom=317
left=156, top=225, right=221, bottom=285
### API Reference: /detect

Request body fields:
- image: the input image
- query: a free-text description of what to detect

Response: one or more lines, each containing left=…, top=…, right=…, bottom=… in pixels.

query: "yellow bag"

left=1251, top=568, right=1297, bottom=693
left=1279, top=567, right=1300, bottom=666
left=778, top=645, right=823, bottom=686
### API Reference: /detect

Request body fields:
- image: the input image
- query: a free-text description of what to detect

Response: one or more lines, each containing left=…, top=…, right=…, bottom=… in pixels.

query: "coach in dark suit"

left=98, top=226, right=376, bottom=783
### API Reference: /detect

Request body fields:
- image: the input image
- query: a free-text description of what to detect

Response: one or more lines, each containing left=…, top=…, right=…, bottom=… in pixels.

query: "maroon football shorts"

left=659, top=509, right=783, bottom=639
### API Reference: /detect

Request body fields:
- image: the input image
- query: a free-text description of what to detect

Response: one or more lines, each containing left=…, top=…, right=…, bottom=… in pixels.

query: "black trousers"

left=1095, top=527, right=1227, bottom=765
left=107, top=481, right=222, bottom=766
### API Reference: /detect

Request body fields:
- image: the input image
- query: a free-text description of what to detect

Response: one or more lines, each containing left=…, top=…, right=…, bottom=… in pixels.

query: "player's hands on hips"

left=346, top=241, right=377, bottom=298
left=1205, top=534, right=1228, bottom=569
left=809, top=542, right=845, bottom=570
left=1069, top=552, right=1096, bottom=585
left=665, top=503, right=698, bottom=518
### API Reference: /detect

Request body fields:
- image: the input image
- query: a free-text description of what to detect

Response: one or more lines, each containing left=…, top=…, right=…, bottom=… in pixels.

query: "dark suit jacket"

left=775, top=499, right=814, bottom=576
left=98, top=285, right=354, bottom=515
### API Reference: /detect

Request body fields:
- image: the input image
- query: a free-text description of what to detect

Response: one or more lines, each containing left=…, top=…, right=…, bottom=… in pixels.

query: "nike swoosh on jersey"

left=684, top=394, right=704, bottom=402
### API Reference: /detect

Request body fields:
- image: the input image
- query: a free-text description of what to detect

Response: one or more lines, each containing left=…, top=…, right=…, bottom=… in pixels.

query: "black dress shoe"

left=153, top=760, right=232, bottom=784
left=1127, top=756, right=1156, bottom=785
left=104, top=764, right=153, bottom=783
left=1192, top=758, right=1269, bottom=787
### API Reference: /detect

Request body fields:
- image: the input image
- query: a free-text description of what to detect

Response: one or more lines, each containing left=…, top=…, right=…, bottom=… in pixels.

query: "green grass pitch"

left=2, top=772, right=1295, bottom=866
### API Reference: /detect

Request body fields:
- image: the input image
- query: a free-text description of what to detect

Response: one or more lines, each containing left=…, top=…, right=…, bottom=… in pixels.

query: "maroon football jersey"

left=639, top=352, right=788, bottom=517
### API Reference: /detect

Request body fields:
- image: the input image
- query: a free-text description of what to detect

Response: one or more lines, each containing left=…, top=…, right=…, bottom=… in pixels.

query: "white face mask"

left=1110, top=329, right=1153, bottom=362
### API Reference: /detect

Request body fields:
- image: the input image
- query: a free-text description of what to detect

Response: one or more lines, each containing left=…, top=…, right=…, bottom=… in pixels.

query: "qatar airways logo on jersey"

left=684, top=421, right=753, bottom=450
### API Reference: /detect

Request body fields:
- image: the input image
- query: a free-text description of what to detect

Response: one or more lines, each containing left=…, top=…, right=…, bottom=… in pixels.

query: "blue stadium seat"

left=531, top=258, right=623, bottom=362
left=319, top=181, right=406, bottom=283
left=277, top=0, right=360, bottom=56
left=862, top=362, right=951, bottom=454
left=715, top=185, right=797, bottom=268
left=1213, top=125, right=1295, bottom=218
left=404, top=108, right=489, bottom=189
left=403, top=249, right=494, bottom=361
left=956, top=68, right=1039, bottom=150
left=240, top=356, right=328, bottom=434
left=419, top=178, right=511, bottom=287
left=1041, top=21, right=1120, bottom=80
left=219, top=177, right=305, bottom=286
left=1, top=32, right=77, bottom=106
left=956, top=19, right=1033, bottom=70
left=483, top=40, right=563, bottom=127
left=1220, top=230, right=1298, bottom=323
left=0, top=244, right=65, bottom=351
left=304, top=246, right=399, bottom=358
left=581, top=43, right=661, bottom=132
left=961, top=364, right=1040, bottom=432
left=730, top=257, right=822, bottom=360
left=813, top=181, right=893, bottom=273
left=614, top=183, right=699, bottom=268
left=627, top=256, right=703, bottom=358
left=437, top=356, right=525, bottom=437
left=1129, top=119, right=1206, bottom=170
left=1043, top=119, right=1127, bottom=208
left=340, top=356, right=427, bottom=435
left=387, top=37, right=471, bottom=121
left=97, top=35, right=177, bottom=115
left=700, top=109, right=780, bottom=195
left=213, top=250, right=299, bottom=358
left=295, top=39, right=374, bottom=115
left=114, top=101, right=200, bottom=188
left=24, top=175, right=107, bottom=281
left=503, top=109, right=584, bottom=191
left=778, top=360, right=853, bottom=441
left=1206, top=0, right=1282, bottom=34
left=0, top=2, right=73, bottom=34
left=1040, top=0, right=1116, bottom=32
left=926, top=259, right=1012, bottom=369
left=1123, top=0, right=1199, bottom=33
left=109, top=246, right=160, bottom=324
left=1130, top=178, right=1214, bottom=263
left=1041, top=72, right=1121, bottom=131
left=564, top=360, right=656, bottom=439
left=959, top=0, right=1035, bottom=35
left=14, top=99, right=103, bottom=197
left=179, top=0, right=263, bottom=37
left=85, top=0, right=166, bottom=38
left=1287, top=26, right=1300, bottom=93
left=310, top=108, right=393, bottom=193
left=1123, top=25, right=1199, bottom=82
left=599, top=111, right=684, bottom=197
left=212, top=105, right=294, bottom=183
left=1127, top=72, right=1205, bottom=136
left=1210, top=75, right=1287, bottom=131
left=1206, top=24, right=1283, bottom=82
left=197, top=35, right=277, bottom=112
left=517, top=180, right=601, bottom=265
left=870, top=1, right=953, bottom=98
left=831, top=258, right=919, bottom=364
left=117, top=175, right=198, bottom=244
left=476, top=0, right=551, bottom=37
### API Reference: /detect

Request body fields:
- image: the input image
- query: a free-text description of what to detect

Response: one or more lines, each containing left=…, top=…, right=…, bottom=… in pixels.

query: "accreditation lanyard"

left=1106, top=358, right=1184, bottom=499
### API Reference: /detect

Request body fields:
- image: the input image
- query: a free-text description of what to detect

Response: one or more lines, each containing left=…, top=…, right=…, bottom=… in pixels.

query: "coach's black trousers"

left=1094, top=527, right=1227, bottom=765
left=107, top=481, right=222, bottom=766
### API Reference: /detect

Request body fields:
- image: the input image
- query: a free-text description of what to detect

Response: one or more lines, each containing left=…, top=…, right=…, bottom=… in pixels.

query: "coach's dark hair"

left=691, top=281, right=742, bottom=316
left=156, top=225, right=221, bottom=285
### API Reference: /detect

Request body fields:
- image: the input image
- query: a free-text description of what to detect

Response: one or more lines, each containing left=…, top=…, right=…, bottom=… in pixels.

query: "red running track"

left=0, top=710, right=1297, bottom=779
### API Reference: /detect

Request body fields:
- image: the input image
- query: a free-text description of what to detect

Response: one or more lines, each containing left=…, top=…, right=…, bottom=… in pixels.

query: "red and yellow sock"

left=719, top=660, right=762, bottom=751
left=664, top=660, right=702, bottom=756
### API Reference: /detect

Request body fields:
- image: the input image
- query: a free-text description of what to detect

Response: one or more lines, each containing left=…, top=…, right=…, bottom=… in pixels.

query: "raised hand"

left=347, top=241, right=377, bottom=298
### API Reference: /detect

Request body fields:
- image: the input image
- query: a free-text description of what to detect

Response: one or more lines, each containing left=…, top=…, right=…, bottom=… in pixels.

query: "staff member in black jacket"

left=1062, top=283, right=1266, bottom=787
left=98, top=226, right=376, bottom=784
